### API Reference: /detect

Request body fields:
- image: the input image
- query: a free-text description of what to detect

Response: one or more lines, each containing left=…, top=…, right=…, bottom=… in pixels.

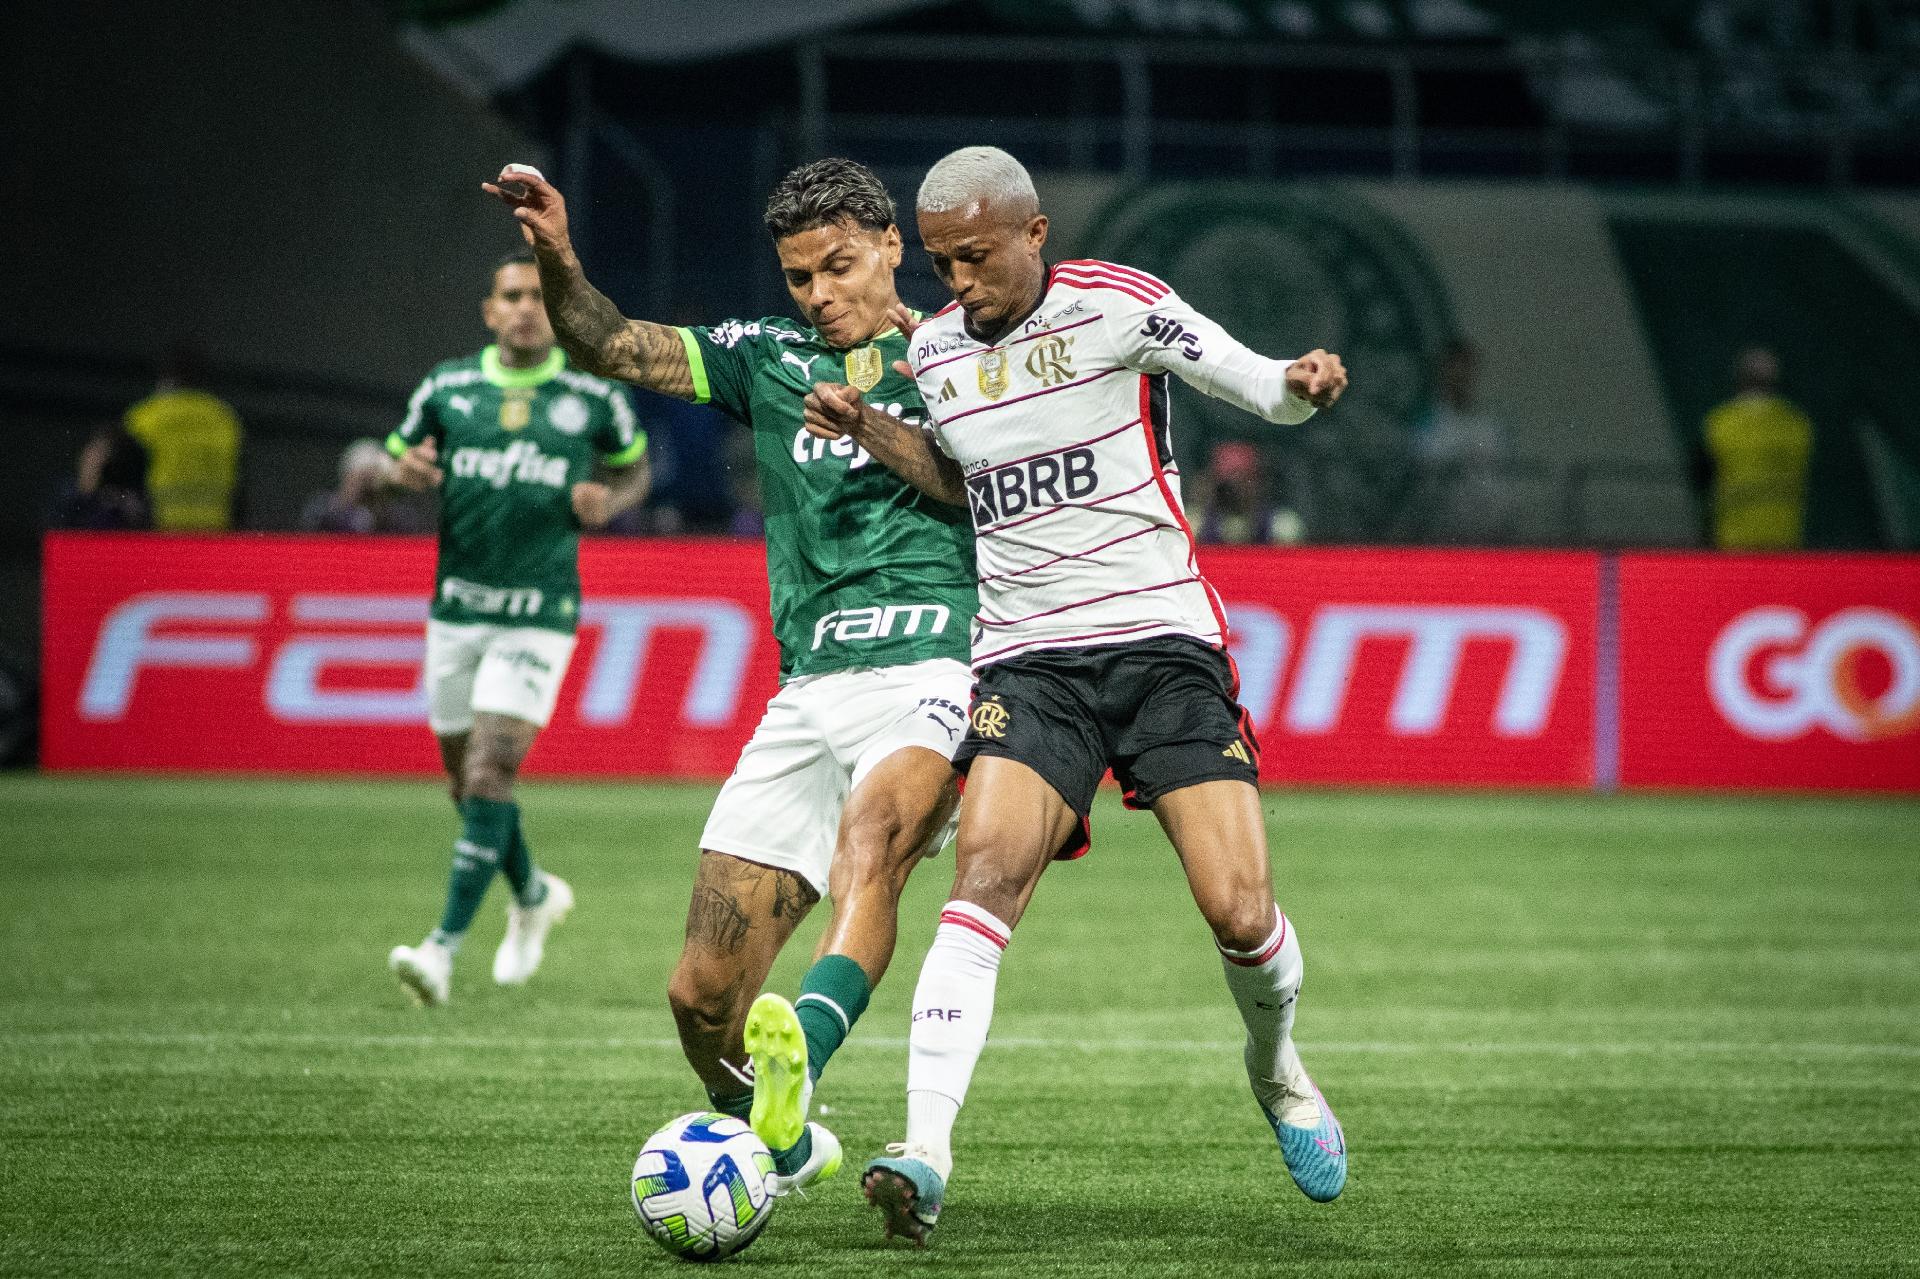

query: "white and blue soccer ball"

left=629, top=1111, right=777, bottom=1261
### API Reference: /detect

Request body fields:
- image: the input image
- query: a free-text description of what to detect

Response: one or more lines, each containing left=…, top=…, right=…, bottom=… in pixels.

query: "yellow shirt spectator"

left=1704, top=391, right=1812, bottom=550
left=125, top=387, right=242, bottom=531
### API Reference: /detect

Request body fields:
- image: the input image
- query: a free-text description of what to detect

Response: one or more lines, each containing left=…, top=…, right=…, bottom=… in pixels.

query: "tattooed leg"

left=667, top=851, right=820, bottom=1103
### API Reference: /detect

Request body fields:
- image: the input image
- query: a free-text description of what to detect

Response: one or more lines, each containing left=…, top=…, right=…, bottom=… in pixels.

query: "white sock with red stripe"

left=902, top=900, right=1012, bottom=1177
left=1217, top=905, right=1304, bottom=1115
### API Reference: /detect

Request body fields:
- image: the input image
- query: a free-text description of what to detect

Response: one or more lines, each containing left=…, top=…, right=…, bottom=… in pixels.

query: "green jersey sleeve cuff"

left=675, top=327, right=711, bottom=405
left=602, top=431, right=648, bottom=467
left=384, top=431, right=408, bottom=458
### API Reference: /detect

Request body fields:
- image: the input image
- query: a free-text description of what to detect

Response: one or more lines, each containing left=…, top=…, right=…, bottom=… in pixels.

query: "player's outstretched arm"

left=804, top=382, right=967, bottom=507
left=1119, top=290, right=1348, bottom=424
left=482, top=166, right=695, bottom=400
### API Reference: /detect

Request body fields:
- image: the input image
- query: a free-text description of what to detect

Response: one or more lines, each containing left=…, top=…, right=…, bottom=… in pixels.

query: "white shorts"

left=424, top=620, right=578, bottom=735
left=700, top=658, right=974, bottom=896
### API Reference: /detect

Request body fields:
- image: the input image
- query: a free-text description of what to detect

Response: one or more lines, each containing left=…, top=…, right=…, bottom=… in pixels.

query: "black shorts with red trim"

left=953, top=634, right=1261, bottom=858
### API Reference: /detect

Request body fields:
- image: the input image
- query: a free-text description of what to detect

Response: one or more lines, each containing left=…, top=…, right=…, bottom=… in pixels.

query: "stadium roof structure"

left=403, top=0, right=947, bottom=94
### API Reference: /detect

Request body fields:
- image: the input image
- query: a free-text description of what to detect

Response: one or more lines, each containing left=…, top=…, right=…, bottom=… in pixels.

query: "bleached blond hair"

left=916, top=146, right=1038, bottom=216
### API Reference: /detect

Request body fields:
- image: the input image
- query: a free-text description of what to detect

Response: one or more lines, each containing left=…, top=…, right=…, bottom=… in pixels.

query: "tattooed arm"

left=482, top=166, right=696, bottom=399
left=803, top=382, right=967, bottom=507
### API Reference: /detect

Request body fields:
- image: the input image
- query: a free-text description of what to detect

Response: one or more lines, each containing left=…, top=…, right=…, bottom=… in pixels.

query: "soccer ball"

left=629, top=1111, right=777, bottom=1260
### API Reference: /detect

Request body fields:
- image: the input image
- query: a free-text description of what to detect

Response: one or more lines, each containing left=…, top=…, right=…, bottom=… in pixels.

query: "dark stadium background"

left=2, top=4, right=1916, bottom=1274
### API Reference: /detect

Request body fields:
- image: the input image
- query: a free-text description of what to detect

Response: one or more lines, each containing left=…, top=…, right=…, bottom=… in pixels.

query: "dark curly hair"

left=763, top=157, right=897, bottom=241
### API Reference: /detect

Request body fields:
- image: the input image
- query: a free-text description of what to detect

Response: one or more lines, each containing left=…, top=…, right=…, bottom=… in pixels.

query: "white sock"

left=1217, top=905, right=1304, bottom=1115
left=903, top=900, right=1011, bottom=1177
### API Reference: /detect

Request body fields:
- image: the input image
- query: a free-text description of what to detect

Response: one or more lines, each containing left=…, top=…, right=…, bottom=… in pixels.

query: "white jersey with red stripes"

left=907, top=259, right=1312, bottom=670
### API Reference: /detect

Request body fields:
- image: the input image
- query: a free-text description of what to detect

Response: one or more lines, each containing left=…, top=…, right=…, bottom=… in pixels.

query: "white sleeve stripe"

left=397, top=377, right=434, bottom=437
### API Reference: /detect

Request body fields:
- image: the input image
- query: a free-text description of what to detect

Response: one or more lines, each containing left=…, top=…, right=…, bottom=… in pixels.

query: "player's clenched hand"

left=481, top=165, right=569, bottom=251
left=391, top=439, right=443, bottom=491
left=571, top=481, right=613, bottom=528
left=804, top=382, right=865, bottom=441
left=1286, top=349, right=1348, bottom=409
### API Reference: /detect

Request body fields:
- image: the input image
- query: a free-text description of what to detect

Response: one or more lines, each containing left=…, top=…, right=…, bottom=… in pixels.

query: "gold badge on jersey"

left=977, top=349, right=1009, bottom=401
left=970, top=698, right=1011, bottom=739
left=1024, top=334, right=1076, bottom=387
left=498, top=388, right=533, bottom=431
left=845, top=346, right=884, bottom=393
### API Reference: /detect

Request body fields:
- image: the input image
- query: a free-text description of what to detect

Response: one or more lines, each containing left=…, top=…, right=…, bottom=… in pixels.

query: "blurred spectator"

left=1193, top=441, right=1299, bottom=545
left=1411, top=338, right=1514, bottom=544
left=50, top=425, right=151, bottom=530
left=1699, top=347, right=1812, bottom=550
left=124, top=341, right=243, bottom=530
left=299, top=439, right=431, bottom=534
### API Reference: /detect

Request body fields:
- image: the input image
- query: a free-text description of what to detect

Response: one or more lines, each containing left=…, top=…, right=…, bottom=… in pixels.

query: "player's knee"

left=666, top=959, right=737, bottom=1036
left=949, top=848, right=1033, bottom=920
left=1206, top=894, right=1277, bottom=954
left=461, top=753, right=517, bottom=802
left=833, top=813, right=911, bottom=888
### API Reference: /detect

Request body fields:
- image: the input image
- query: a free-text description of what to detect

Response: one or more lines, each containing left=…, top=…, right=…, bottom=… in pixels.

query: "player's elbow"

left=557, top=334, right=614, bottom=379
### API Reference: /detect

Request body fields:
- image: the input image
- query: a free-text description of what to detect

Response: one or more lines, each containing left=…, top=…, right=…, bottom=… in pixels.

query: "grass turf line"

left=1, top=776, right=1916, bottom=1276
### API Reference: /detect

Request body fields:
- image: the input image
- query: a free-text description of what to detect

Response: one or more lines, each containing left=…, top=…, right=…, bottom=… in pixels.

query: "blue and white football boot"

left=1261, top=1041, right=1348, bottom=1202
left=862, top=1143, right=948, bottom=1245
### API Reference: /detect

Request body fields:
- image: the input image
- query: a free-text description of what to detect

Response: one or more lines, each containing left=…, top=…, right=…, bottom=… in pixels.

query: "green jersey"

left=387, top=345, right=645, bottom=633
left=677, top=316, right=976, bottom=681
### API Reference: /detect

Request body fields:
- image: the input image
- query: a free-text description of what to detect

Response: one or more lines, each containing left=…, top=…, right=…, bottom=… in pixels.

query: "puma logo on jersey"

left=448, top=394, right=474, bottom=417
left=965, top=448, right=1099, bottom=525
left=781, top=351, right=819, bottom=378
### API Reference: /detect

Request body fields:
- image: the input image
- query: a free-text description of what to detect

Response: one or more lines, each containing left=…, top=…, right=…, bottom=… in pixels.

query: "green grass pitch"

left=2, top=775, right=1917, bottom=1276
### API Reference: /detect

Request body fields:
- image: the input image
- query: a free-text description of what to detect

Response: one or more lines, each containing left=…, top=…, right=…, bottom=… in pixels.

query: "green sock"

left=500, top=809, right=546, bottom=907
left=794, top=954, right=872, bottom=1084
left=772, top=1125, right=814, bottom=1176
left=706, top=1087, right=752, bottom=1122
left=430, top=797, right=514, bottom=943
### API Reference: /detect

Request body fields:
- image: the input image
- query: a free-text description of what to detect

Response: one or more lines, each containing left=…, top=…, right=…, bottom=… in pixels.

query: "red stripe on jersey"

left=972, top=419, right=1137, bottom=478
left=981, top=474, right=1159, bottom=535
left=1056, top=261, right=1170, bottom=300
left=1138, top=375, right=1230, bottom=647
left=976, top=576, right=1202, bottom=630
left=1060, top=258, right=1171, bottom=295
left=1054, top=269, right=1167, bottom=303
left=940, top=909, right=1009, bottom=949
left=933, top=301, right=961, bottom=317
left=1052, top=269, right=1159, bottom=306
left=977, top=523, right=1172, bottom=585
left=938, top=364, right=1129, bottom=425
left=917, top=344, right=981, bottom=376
left=915, top=314, right=1106, bottom=376
left=974, top=620, right=1201, bottom=666
left=1222, top=912, right=1288, bottom=966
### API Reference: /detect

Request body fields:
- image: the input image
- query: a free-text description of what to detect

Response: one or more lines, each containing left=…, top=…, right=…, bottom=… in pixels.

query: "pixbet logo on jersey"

left=1709, top=606, right=1920, bottom=741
